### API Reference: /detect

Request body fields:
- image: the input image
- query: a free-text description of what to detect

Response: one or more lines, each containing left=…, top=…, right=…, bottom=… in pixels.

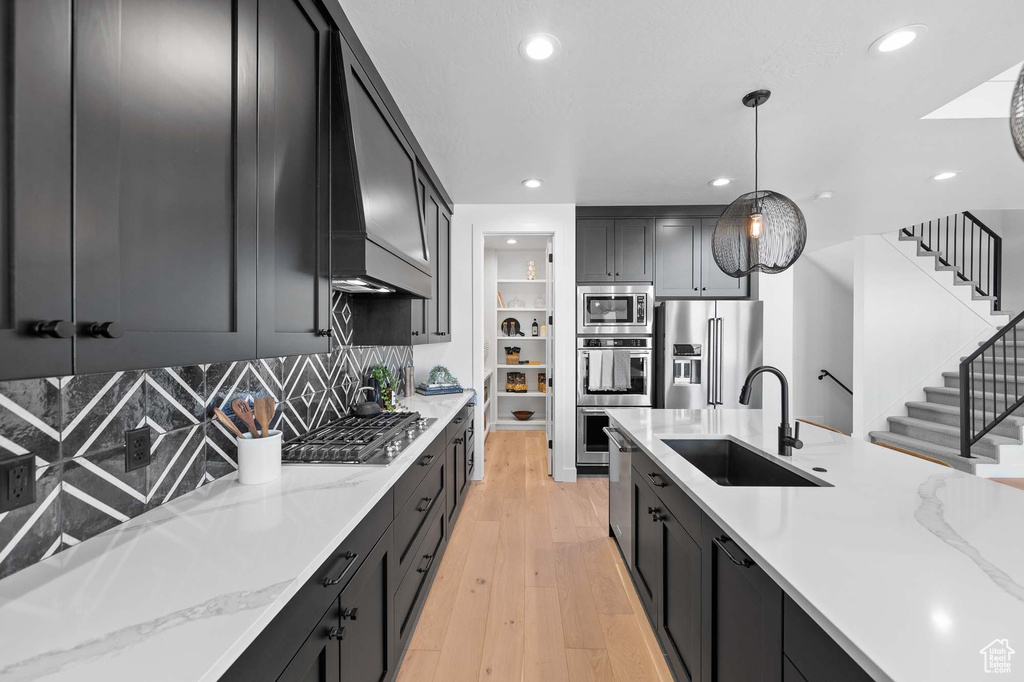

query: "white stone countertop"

left=605, top=407, right=1024, bottom=682
left=0, top=392, right=474, bottom=682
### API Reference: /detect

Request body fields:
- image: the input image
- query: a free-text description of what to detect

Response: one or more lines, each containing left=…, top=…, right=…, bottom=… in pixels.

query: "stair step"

left=962, top=354, right=1024, bottom=367
left=886, top=415, right=1011, bottom=457
left=924, top=386, right=1024, bottom=414
left=978, top=337, right=1024, bottom=349
left=905, top=401, right=1024, bottom=439
left=868, top=431, right=996, bottom=473
left=942, top=371, right=1024, bottom=390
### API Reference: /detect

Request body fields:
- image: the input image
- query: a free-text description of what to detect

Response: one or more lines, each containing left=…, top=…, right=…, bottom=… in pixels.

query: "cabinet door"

left=75, top=0, right=258, bottom=373
left=277, top=604, right=342, bottom=682
left=699, top=220, right=748, bottom=298
left=631, top=471, right=662, bottom=618
left=256, top=0, right=332, bottom=357
left=433, top=203, right=452, bottom=342
left=0, top=0, right=73, bottom=380
left=702, top=526, right=782, bottom=682
left=455, top=433, right=467, bottom=499
left=654, top=218, right=700, bottom=297
left=410, top=180, right=430, bottom=346
left=613, top=218, right=654, bottom=282
left=659, top=510, right=702, bottom=682
left=338, top=526, right=395, bottom=682
left=446, top=438, right=459, bottom=523
left=576, top=219, right=614, bottom=282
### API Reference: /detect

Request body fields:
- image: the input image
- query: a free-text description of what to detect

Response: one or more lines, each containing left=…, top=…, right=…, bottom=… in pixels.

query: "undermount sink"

left=661, top=439, right=831, bottom=487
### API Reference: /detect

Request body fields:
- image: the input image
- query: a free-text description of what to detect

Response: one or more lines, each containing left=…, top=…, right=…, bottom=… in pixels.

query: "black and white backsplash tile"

left=0, top=293, right=413, bottom=579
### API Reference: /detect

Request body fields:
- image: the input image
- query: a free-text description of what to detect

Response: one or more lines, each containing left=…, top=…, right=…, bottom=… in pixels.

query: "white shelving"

left=497, top=392, right=546, bottom=398
left=497, top=278, right=546, bottom=283
left=497, top=307, right=546, bottom=312
left=497, top=336, right=547, bottom=340
left=498, top=363, right=546, bottom=369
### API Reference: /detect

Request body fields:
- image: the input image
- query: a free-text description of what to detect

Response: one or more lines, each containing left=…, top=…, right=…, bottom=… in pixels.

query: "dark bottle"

left=532, top=318, right=539, bottom=337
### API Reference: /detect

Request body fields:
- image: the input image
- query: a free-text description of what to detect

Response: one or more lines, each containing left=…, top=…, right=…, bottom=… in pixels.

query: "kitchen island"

left=605, top=407, right=1024, bottom=682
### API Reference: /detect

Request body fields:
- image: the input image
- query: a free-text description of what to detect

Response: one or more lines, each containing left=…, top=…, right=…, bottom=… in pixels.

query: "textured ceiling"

left=340, top=0, right=1024, bottom=249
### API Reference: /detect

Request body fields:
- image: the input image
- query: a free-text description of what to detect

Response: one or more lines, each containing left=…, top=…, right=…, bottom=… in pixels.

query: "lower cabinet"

left=276, top=605, right=342, bottom=682
left=337, top=526, right=395, bottom=682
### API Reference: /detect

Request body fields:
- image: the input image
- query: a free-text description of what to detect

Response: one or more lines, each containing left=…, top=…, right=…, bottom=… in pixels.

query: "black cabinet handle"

left=693, top=287, right=699, bottom=292
left=652, top=512, right=666, bottom=522
left=616, top=272, right=620, bottom=276
left=87, top=321, right=123, bottom=339
left=646, top=472, right=668, bottom=488
left=647, top=506, right=656, bottom=515
left=412, top=331, right=419, bottom=336
left=316, top=328, right=333, bottom=337
left=416, top=496, right=434, bottom=513
left=607, top=272, right=612, bottom=276
left=328, top=626, right=346, bottom=641
left=322, top=551, right=358, bottom=586
left=417, top=552, right=436, bottom=574
left=33, top=320, right=75, bottom=339
left=340, top=607, right=359, bottom=621
left=419, top=454, right=435, bottom=467
left=713, top=536, right=753, bottom=568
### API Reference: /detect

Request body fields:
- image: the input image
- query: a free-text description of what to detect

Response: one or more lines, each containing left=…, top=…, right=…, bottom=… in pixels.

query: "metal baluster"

left=945, top=215, right=949, bottom=263
left=953, top=214, right=958, bottom=271
left=1015, top=326, right=1019, bottom=409
left=970, top=218, right=975, bottom=285
left=1004, top=335, right=1009, bottom=420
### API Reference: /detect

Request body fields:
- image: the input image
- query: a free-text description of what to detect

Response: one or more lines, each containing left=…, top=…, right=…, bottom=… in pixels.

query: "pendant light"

left=1012, top=63, right=1024, bottom=161
left=712, top=90, right=807, bottom=277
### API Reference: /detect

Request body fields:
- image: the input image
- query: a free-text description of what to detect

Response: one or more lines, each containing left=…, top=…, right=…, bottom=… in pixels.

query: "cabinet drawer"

left=632, top=448, right=702, bottom=544
left=394, top=457, right=445, bottom=573
left=220, top=489, right=392, bottom=681
left=783, top=596, right=871, bottom=682
left=394, top=432, right=445, bottom=514
left=445, top=405, right=472, bottom=444
left=394, top=503, right=446, bottom=650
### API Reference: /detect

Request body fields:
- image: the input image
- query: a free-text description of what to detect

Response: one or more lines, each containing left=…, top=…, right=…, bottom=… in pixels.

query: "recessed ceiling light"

left=522, top=178, right=543, bottom=189
left=709, top=177, right=732, bottom=187
left=519, top=34, right=560, bottom=61
left=870, top=25, right=927, bottom=54
left=507, top=238, right=518, bottom=245
left=813, top=191, right=833, bottom=201
left=932, top=171, right=959, bottom=181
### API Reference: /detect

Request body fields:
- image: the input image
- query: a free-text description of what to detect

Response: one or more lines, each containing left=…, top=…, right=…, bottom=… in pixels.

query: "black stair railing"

left=901, top=210, right=1002, bottom=311
left=960, top=310, right=1024, bottom=458
left=817, top=369, right=852, bottom=395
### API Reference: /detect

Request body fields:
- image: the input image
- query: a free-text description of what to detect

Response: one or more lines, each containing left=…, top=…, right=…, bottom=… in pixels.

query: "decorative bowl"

left=511, top=410, right=534, bottom=421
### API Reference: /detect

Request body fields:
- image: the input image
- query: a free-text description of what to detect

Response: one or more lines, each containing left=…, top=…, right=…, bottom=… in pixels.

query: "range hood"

left=331, top=33, right=433, bottom=298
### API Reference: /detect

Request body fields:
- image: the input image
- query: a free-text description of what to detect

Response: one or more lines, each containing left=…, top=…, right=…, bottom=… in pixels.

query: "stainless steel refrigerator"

left=655, top=301, right=763, bottom=409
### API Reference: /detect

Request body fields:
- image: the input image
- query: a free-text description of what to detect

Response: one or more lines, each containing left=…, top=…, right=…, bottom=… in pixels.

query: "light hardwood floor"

left=399, top=430, right=671, bottom=682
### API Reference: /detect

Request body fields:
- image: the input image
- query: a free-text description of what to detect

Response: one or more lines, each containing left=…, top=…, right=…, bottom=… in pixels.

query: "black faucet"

left=739, top=365, right=803, bottom=457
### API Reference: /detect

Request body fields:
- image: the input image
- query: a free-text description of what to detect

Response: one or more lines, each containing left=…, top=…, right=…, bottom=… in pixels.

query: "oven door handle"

left=602, top=427, right=636, bottom=453
left=580, top=408, right=607, bottom=415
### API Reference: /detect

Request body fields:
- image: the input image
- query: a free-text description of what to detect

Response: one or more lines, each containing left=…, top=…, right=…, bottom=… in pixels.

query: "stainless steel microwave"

left=576, top=285, right=654, bottom=336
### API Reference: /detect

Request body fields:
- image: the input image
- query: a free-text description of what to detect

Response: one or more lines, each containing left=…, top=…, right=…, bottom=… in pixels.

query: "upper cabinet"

left=0, top=0, right=74, bottom=380
left=411, top=175, right=451, bottom=345
left=577, top=218, right=653, bottom=283
left=255, top=0, right=332, bottom=357
left=74, top=0, right=259, bottom=374
left=655, top=217, right=748, bottom=298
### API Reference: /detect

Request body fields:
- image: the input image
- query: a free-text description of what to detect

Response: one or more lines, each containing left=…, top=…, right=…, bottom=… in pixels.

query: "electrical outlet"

left=125, top=427, right=152, bottom=472
left=0, top=454, right=36, bottom=513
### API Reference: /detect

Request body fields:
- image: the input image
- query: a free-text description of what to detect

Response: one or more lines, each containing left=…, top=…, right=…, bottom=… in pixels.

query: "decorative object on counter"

left=352, top=386, right=383, bottom=417
left=507, top=295, right=526, bottom=308
left=533, top=295, right=545, bottom=308
left=254, top=396, right=275, bottom=438
left=415, top=383, right=464, bottom=395
left=505, top=346, right=521, bottom=364
left=501, top=317, right=523, bottom=336
left=237, top=430, right=283, bottom=485
left=538, top=372, right=546, bottom=393
left=531, top=318, right=539, bottom=336
left=1013, top=63, right=1024, bottom=161
left=404, top=366, right=416, bottom=398
left=213, top=407, right=245, bottom=438
left=496, top=291, right=505, bottom=308
left=231, top=398, right=261, bottom=437
left=511, top=410, right=535, bottom=421
left=428, top=365, right=461, bottom=387
left=368, top=364, right=403, bottom=412
left=526, top=260, right=537, bottom=280
left=713, top=89, right=806, bottom=277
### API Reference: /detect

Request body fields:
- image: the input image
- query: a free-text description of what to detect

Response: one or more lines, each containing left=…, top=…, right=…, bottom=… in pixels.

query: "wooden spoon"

left=231, top=398, right=261, bottom=437
left=212, top=408, right=245, bottom=439
left=254, top=396, right=275, bottom=438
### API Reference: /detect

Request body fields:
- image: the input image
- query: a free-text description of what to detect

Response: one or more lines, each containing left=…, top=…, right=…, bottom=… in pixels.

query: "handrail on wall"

left=817, top=369, right=852, bottom=396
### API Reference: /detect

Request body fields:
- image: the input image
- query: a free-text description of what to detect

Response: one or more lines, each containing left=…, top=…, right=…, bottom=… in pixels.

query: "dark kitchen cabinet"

left=446, top=437, right=460, bottom=525
left=255, top=0, right=332, bottom=358
left=631, top=469, right=662, bottom=618
left=659, top=506, right=702, bottom=682
left=74, top=0, right=259, bottom=373
left=614, top=218, right=655, bottom=282
left=276, top=605, right=342, bottom=682
left=699, top=221, right=747, bottom=298
left=338, top=526, right=396, bottom=682
left=656, top=218, right=747, bottom=298
left=410, top=176, right=450, bottom=345
left=576, top=219, right=615, bottom=282
left=783, top=595, right=872, bottom=682
left=702, top=520, right=782, bottom=682
left=0, top=0, right=74, bottom=380
left=435, top=207, right=452, bottom=341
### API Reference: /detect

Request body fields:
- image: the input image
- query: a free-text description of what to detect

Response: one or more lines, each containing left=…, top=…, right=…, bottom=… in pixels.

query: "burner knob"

left=416, top=418, right=428, bottom=429
left=406, top=427, right=417, bottom=438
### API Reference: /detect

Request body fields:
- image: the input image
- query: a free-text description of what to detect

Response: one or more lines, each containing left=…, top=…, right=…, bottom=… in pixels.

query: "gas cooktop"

left=282, top=411, right=436, bottom=466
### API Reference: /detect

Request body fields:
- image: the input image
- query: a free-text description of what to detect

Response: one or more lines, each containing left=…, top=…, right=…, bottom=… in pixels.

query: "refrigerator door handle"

left=706, top=317, right=715, bottom=406
left=716, top=317, right=724, bottom=405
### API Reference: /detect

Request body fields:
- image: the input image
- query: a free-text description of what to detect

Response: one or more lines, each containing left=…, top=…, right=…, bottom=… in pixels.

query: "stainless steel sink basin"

left=661, top=439, right=831, bottom=487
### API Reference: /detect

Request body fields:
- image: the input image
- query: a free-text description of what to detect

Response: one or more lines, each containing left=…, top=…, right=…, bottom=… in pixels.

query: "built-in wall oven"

left=576, top=285, right=654, bottom=336
left=576, top=336, right=653, bottom=468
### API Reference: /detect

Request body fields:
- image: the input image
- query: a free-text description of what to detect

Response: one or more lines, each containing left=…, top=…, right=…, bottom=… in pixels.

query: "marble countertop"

left=0, top=392, right=474, bottom=682
left=605, top=408, right=1024, bottom=682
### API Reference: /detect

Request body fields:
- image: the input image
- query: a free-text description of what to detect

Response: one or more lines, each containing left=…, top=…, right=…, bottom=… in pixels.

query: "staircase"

left=868, top=215, right=1024, bottom=474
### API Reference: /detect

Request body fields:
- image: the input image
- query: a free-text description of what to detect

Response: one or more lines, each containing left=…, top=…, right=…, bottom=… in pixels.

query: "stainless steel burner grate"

left=282, top=411, right=431, bottom=465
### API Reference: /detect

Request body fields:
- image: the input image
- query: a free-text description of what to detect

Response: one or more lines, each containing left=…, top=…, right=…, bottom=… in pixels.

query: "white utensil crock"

left=237, top=430, right=282, bottom=485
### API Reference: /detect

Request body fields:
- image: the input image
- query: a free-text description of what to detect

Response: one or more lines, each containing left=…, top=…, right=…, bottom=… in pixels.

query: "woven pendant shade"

left=1013, top=63, right=1024, bottom=161
left=712, top=190, right=807, bottom=276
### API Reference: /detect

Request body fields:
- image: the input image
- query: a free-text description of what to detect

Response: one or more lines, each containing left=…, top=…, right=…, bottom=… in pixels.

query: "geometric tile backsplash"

left=0, top=293, right=413, bottom=579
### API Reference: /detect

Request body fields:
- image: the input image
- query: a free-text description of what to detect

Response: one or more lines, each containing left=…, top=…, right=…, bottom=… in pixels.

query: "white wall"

left=758, top=269, right=795, bottom=430
left=969, top=209, right=1024, bottom=315
left=792, top=244, right=854, bottom=433
left=852, top=234, right=996, bottom=437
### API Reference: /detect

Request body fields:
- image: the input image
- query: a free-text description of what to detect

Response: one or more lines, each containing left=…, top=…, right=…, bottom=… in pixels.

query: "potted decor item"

left=368, top=364, right=402, bottom=411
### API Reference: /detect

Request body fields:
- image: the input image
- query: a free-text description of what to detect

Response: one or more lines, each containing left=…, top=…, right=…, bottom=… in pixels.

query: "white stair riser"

left=906, top=405, right=1023, bottom=439
left=925, top=390, right=1024, bottom=416
left=887, top=419, right=1000, bottom=457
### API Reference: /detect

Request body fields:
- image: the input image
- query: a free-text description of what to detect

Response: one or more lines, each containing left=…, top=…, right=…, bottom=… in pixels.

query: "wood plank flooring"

left=401, top=430, right=670, bottom=682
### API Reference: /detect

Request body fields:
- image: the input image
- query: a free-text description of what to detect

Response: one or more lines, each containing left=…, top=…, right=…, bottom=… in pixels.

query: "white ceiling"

left=924, top=62, right=1023, bottom=119
left=341, top=0, right=1024, bottom=250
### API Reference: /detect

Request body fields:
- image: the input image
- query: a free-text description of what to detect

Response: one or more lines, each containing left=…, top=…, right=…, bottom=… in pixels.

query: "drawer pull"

left=417, top=552, right=436, bottom=574
left=713, top=536, right=753, bottom=568
left=328, top=626, right=345, bottom=641
left=416, top=496, right=434, bottom=513
left=419, top=454, right=436, bottom=467
left=340, top=607, right=359, bottom=621
left=646, top=472, right=668, bottom=488
left=322, top=551, right=359, bottom=587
